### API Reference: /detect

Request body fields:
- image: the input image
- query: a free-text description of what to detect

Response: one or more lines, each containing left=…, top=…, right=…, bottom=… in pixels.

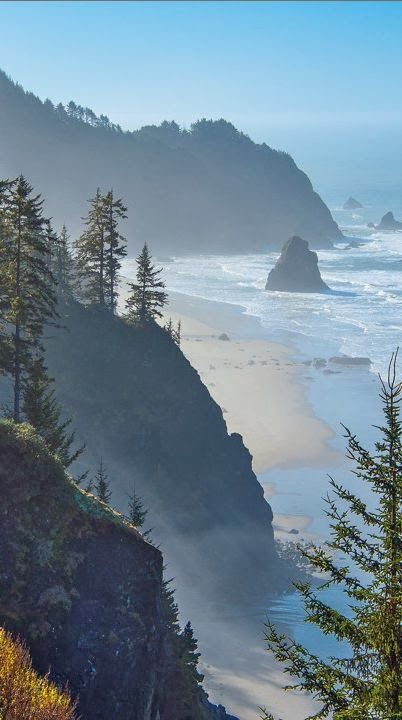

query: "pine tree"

left=127, top=488, right=148, bottom=528
left=174, top=320, right=181, bottom=346
left=103, top=190, right=127, bottom=313
left=93, top=460, right=112, bottom=504
left=178, top=621, right=204, bottom=685
left=125, top=243, right=168, bottom=324
left=263, top=353, right=402, bottom=720
left=22, top=355, right=84, bottom=471
left=0, top=176, right=57, bottom=422
left=164, top=317, right=174, bottom=337
left=74, top=189, right=108, bottom=307
left=52, top=224, right=79, bottom=300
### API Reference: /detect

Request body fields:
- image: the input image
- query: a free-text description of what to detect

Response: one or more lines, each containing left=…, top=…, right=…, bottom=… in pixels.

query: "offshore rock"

left=266, top=236, right=329, bottom=293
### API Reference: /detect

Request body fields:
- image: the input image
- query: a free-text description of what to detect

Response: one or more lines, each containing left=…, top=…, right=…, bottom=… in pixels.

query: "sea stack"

left=266, top=236, right=329, bottom=293
left=375, top=211, right=402, bottom=232
left=343, top=197, right=363, bottom=210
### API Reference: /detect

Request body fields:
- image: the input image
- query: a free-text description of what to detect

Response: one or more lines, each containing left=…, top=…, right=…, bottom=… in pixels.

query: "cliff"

left=0, top=421, right=237, bottom=720
left=44, top=301, right=283, bottom=613
left=0, top=69, right=341, bottom=253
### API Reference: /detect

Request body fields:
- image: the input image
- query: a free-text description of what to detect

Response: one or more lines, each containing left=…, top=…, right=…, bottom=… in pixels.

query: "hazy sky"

left=1, top=1, right=401, bottom=200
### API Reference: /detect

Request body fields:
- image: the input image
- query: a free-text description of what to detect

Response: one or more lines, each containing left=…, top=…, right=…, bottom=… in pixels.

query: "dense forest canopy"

left=0, top=69, right=341, bottom=255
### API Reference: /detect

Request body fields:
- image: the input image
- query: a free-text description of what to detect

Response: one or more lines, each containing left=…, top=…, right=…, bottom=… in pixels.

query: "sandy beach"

left=119, top=284, right=339, bottom=719
left=163, top=291, right=339, bottom=476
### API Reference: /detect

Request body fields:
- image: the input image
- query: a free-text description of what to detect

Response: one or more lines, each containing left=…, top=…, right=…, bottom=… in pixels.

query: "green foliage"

left=127, top=488, right=148, bottom=528
left=22, top=355, right=84, bottom=473
left=51, top=225, right=80, bottom=301
left=125, top=243, right=168, bottom=324
left=74, top=188, right=126, bottom=310
left=0, top=175, right=57, bottom=422
left=93, top=459, right=112, bottom=504
left=103, top=190, right=127, bottom=313
left=164, top=317, right=181, bottom=346
left=263, top=354, right=402, bottom=720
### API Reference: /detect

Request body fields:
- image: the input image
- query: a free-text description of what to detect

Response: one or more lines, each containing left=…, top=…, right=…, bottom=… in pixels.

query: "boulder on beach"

left=329, top=355, right=371, bottom=368
left=343, top=197, right=363, bottom=210
left=265, top=236, right=329, bottom=293
left=375, top=211, right=402, bottom=232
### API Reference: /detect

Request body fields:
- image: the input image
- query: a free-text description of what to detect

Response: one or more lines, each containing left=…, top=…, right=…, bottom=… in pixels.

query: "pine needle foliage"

left=103, top=190, right=127, bottom=313
left=74, top=189, right=126, bottom=310
left=263, top=353, right=402, bottom=720
left=125, top=243, right=168, bottom=324
left=127, top=488, right=148, bottom=528
left=93, top=459, right=112, bottom=504
left=0, top=176, right=57, bottom=422
left=74, top=189, right=107, bottom=307
left=51, top=225, right=80, bottom=301
left=0, top=627, right=76, bottom=720
left=22, top=356, right=84, bottom=470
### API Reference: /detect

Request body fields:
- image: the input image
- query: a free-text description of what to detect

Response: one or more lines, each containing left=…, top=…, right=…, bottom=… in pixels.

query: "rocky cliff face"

left=266, top=236, right=329, bottom=293
left=44, top=301, right=282, bottom=614
left=0, top=421, right=237, bottom=720
left=0, top=69, right=342, bottom=253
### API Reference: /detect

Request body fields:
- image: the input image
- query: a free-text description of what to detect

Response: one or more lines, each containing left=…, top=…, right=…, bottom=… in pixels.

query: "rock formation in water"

left=265, top=236, right=329, bottom=293
left=0, top=421, right=238, bottom=720
left=344, top=240, right=362, bottom=249
left=375, top=211, right=402, bottom=232
left=0, top=68, right=342, bottom=252
left=343, top=197, right=363, bottom=209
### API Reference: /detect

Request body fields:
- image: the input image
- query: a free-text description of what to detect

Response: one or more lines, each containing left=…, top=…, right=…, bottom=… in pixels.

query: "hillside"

left=0, top=69, right=341, bottom=254
left=44, top=300, right=284, bottom=615
left=0, top=421, right=238, bottom=720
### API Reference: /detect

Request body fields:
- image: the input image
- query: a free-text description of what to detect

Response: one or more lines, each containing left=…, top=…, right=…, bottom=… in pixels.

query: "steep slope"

left=0, top=69, right=341, bottom=253
left=0, top=421, right=237, bottom=720
left=44, top=301, right=282, bottom=612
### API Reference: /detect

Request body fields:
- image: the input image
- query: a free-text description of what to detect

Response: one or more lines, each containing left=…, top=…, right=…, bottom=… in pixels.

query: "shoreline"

left=163, top=290, right=340, bottom=479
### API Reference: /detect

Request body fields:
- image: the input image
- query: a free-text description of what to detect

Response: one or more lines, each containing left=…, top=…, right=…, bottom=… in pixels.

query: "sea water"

left=122, top=201, right=402, bottom=658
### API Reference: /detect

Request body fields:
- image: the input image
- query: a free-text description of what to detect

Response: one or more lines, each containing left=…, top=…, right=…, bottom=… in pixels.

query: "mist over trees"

left=0, top=68, right=341, bottom=255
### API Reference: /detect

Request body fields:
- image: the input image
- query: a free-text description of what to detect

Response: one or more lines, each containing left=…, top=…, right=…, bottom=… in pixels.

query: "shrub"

left=0, top=627, right=76, bottom=720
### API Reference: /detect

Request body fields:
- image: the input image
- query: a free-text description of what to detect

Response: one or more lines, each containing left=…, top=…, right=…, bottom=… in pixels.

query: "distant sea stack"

left=343, top=196, right=363, bottom=210
left=266, top=236, right=329, bottom=293
left=375, top=211, right=402, bottom=232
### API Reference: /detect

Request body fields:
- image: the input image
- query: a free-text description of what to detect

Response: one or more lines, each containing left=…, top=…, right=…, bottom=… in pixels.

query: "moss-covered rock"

left=0, top=421, right=236, bottom=720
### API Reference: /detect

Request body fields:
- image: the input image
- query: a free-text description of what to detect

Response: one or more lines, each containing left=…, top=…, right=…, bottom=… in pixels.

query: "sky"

left=1, top=1, right=401, bottom=202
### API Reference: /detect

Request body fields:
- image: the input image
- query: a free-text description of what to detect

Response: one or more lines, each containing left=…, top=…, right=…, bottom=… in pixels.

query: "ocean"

left=122, top=201, right=402, bottom=659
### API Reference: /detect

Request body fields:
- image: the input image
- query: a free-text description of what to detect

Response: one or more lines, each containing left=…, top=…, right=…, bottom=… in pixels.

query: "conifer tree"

left=263, top=353, right=402, bottom=720
left=125, top=243, right=168, bottom=324
left=93, top=460, right=112, bottom=504
left=74, top=189, right=108, bottom=307
left=52, top=224, right=79, bottom=300
left=127, top=488, right=148, bottom=528
left=103, top=190, right=127, bottom=313
left=22, top=355, right=84, bottom=471
left=0, top=176, right=57, bottom=422
left=174, top=320, right=181, bottom=347
left=164, top=317, right=174, bottom=337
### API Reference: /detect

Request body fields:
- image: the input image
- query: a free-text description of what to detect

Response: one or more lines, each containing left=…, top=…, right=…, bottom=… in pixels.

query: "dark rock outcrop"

left=343, top=197, right=363, bottom=209
left=0, top=421, right=237, bottom=720
left=0, top=68, right=342, bottom=252
left=344, top=240, right=362, bottom=249
left=44, top=302, right=282, bottom=613
left=265, top=236, right=329, bottom=293
left=375, top=211, right=402, bottom=232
